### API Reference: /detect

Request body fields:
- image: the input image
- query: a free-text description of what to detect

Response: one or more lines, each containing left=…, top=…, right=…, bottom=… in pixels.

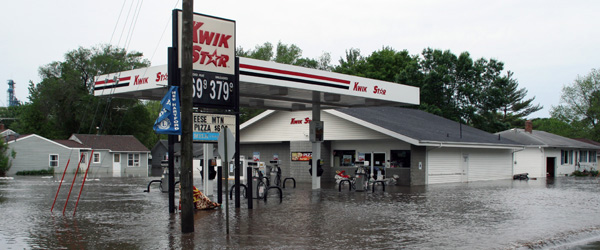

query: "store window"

left=390, top=150, right=411, bottom=168
left=333, top=150, right=355, bottom=166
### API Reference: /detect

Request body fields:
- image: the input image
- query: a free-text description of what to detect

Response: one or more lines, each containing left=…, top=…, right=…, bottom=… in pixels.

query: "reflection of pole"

left=224, top=131, right=230, bottom=234
left=51, top=158, right=70, bottom=213
left=73, top=150, right=94, bottom=216
left=180, top=0, right=195, bottom=233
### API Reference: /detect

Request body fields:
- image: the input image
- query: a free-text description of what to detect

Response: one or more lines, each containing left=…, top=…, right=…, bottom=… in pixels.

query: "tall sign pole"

left=173, top=3, right=236, bottom=234
left=180, top=0, right=195, bottom=233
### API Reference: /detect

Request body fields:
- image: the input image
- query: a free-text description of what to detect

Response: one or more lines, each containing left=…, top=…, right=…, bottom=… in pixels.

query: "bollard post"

left=217, top=166, right=222, bottom=204
left=247, top=166, right=253, bottom=209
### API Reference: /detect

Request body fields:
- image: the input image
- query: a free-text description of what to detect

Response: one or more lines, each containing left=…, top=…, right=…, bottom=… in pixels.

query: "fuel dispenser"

left=354, top=161, right=369, bottom=192
left=269, top=160, right=281, bottom=187
left=249, top=161, right=267, bottom=198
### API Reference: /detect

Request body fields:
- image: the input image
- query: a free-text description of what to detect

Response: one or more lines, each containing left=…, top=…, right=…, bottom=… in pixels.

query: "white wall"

left=514, top=148, right=545, bottom=178
left=241, top=111, right=390, bottom=143
left=427, top=147, right=513, bottom=184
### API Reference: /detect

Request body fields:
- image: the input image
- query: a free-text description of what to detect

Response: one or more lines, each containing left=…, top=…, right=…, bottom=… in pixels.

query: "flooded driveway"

left=2, top=176, right=600, bottom=249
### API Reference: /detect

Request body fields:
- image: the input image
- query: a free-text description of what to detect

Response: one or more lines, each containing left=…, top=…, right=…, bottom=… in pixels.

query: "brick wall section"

left=289, top=141, right=331, bottom=183
left=410, top=145, right=427, bottom=186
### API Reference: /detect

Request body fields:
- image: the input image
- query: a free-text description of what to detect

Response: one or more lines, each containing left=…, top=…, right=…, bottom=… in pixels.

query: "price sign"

left=192, top=71, right=236, bottom=108
left=193, top=113, right=236, bottom=142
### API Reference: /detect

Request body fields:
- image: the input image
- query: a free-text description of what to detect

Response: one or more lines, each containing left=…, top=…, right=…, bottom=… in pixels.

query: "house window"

left=128, top=153, right=140, bottom=167
left=590, top=151, right=597, bottom=163
left=580, top=151, right=588, bottom=163
left=49, top=154, right=59, bottom=167
left=562, top=150, right=574, bottom=165
left=93, top=152, right=101, bottom=164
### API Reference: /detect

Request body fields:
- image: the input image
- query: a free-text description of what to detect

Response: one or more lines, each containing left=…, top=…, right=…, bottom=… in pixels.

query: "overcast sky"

left=1, top=0, right=599, bottom=118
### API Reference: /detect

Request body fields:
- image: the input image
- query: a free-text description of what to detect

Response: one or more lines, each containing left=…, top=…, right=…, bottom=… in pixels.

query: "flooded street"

left=2, top=176, right=600, bottom=249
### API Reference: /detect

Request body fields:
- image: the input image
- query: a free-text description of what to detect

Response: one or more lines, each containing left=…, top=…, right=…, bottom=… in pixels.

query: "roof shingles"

left=70, top=134, right=149, bottom=152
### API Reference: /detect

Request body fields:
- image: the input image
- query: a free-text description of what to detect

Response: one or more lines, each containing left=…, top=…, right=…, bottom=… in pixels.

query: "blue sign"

left=193, top=132, right=220, bottom=141
left=153, top=86, right=181, bottom=135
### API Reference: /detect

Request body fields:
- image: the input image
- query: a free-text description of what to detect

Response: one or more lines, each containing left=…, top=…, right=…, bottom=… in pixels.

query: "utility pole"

left=180, top=0, right=194, bottom=233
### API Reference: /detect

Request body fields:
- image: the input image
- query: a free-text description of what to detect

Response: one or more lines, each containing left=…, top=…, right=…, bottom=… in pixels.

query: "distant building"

left=7, top=134, right=150, bottom=177
left=240, top=107, right=523, bottom=185
left=496, top=121, right=600, bottom=178
left=7, top=80, right=20, bottom=107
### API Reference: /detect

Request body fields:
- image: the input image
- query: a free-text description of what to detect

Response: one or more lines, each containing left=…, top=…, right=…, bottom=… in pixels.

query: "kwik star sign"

left=176, top=10, right=236, bottom=109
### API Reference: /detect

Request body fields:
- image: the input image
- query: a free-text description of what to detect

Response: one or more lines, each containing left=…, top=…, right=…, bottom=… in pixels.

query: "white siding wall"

left=467, top=148, right=513, bottom=181
left=241, top=111, right=389, bottom=143
left=427, top=147, right=513, bottom=184
left=514, top=148, right=545, bottom=178
left=427, top=148, right=462, bottom=184
left=7, top=135, right=81, bottom=176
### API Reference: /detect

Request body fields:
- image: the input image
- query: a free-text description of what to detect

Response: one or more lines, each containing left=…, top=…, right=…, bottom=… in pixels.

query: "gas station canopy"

left=94, top=57, right=420, bottom=110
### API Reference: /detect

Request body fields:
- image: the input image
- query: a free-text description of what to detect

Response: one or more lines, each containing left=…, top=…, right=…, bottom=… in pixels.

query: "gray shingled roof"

left=54, top=139, right=88, bottom=149
left=496, top=129, right=600, bottom=149
left=333, top=107, right=521, bottom=146
left=70, top=134, right=149, bottom=152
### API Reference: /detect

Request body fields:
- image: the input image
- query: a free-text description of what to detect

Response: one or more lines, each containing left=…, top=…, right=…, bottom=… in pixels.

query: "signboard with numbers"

left=193, top=113, right=236, bottom=142
left=174, top=9, right=237, bottom=109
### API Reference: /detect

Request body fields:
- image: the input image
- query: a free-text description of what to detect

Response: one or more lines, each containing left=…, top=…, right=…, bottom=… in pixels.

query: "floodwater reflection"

left=2, top=176, right=600, bottom=249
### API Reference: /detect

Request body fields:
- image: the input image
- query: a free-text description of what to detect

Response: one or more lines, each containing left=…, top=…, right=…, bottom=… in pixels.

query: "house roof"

left=53, top=139, right=87, bottom=149
left=496, top=129, right=600, bottom=150
left=573, top=138, right=600, bottom=147
left=326, top=107, right=522, bottom=148
left=70, top=134, right=149, bottom=152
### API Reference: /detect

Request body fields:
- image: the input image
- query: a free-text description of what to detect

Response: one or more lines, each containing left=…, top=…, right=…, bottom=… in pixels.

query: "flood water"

left=2, top=176, right=600, bottom=249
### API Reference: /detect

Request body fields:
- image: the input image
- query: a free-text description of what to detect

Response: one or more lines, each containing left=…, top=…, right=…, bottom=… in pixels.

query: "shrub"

left=16, top=168, right=54, bottom=176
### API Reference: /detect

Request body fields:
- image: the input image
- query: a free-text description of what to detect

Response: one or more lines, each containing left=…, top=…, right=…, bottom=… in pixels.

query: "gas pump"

left=269, top=160, right=281, bottom=187
left=249, top=161, right=266, bottom=198
left=354, top=161, right=369, bottom=192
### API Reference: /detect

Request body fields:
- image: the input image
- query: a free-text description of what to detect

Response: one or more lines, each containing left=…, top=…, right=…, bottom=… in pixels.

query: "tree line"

left=2, top=42, right=597, bottom=152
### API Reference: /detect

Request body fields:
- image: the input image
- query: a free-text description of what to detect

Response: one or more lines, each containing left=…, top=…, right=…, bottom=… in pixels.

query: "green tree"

left=12, top=45, right=157, bottom=147
left=237, top=41, right=333, bottom=122
left=551, top=68, right=600, bottom=140
left=0, top=140, right=15, bottom=176
left=531, top=118, right=581, bottom=138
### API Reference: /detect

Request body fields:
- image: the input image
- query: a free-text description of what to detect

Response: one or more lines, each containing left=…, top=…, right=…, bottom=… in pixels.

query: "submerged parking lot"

left=2, top=176, right=600, bottom=249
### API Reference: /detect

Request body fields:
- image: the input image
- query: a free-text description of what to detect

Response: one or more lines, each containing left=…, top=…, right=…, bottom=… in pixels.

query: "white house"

left=496, top=121, right=600, bottom=178
left=240, top=107, right=523, bottom=185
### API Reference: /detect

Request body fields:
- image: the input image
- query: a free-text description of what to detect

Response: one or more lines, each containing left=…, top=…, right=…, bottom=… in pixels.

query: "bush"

left=16, top=168, right=54, bottom=176
left=571, top=169, right=599, bottom=177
